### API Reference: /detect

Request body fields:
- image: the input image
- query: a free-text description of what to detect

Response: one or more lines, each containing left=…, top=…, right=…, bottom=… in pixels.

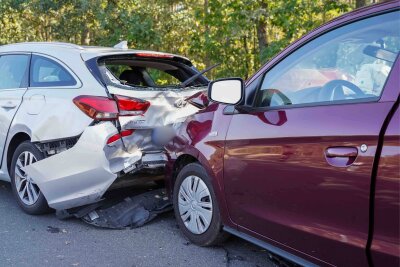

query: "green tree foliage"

left=0, top=0, right=379, bottom=79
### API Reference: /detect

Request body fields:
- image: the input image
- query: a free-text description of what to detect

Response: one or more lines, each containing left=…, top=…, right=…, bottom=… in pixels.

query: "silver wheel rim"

left=14, top=151, right=40, bottom=206
left=178, top=175, right=213, bottom=235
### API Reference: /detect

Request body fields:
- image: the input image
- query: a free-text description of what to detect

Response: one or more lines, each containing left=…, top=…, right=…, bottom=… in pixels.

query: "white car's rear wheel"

left=14, top=151, right=40, bottom=206
left=10, top=141, right=50, bottom=215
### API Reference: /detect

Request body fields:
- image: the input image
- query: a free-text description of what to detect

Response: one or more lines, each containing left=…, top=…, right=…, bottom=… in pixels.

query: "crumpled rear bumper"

left=20, top=89, right=205, bottom=210
left=23, top=122, right=142, bottom=210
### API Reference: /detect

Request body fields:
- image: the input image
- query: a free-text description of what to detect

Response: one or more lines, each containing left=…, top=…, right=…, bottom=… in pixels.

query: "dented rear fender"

left=23, top=122, right=142, bottom=210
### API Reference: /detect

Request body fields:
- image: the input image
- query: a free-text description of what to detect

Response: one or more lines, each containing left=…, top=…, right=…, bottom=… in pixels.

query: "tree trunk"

left=204, top=0, right=211, bottom=69
left=243, top=35, right=250, bottom=80
left=356, top=0, right=366, bottom=8
left=81, top=28, right=90, bottom=45
left=256, top=2, right=268, bottom=60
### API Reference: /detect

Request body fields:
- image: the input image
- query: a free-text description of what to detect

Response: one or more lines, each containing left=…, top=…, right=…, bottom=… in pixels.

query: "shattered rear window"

left=97, top=56, right=207, bottom=90
left=147, top=68, right=181, bottom=86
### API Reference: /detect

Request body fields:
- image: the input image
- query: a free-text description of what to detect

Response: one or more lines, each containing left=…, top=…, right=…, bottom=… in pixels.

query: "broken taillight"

left=107, top=129, right=135, bottom=145
left=73, top=95, right=119, bottom=120
left=114, top=95, right=150, bottom=116
left=73, top=95, right=150, bottom=120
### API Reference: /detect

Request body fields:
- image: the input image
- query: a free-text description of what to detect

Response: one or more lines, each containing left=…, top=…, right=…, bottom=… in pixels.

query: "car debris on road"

left=57, top=188, right=172, bottom=229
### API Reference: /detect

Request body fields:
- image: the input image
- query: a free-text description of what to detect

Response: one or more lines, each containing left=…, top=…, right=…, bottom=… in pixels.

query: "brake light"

left=114, top=95, right=150, bottom=116
left=73, top=96, right=118, bottom=120
left=135, top=52, right=174, bottom=59
left=107, top=129, right=135, bottom=145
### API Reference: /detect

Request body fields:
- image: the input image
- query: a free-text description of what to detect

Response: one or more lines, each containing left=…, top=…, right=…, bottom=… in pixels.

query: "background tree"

left=0, top=0, right=380, bottom=79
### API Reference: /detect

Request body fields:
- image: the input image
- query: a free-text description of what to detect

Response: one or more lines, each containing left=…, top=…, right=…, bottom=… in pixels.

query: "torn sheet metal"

left=23, top=122, right=142, bottom=210
left=109, top=85, right=208, bottom=153
left=22, top=86, right=206, bottom=211
left=58, top=189, right=172, bottom=229
left=109, top=85, right=207, bottom=130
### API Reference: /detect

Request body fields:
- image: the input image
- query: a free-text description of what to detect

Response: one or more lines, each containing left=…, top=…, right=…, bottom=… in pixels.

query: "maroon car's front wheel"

left=173, top=163, right=229, bottom=246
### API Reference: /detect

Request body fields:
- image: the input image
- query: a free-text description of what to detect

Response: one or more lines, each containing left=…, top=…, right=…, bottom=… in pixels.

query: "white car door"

left=0, top=54, right=30, bottom=165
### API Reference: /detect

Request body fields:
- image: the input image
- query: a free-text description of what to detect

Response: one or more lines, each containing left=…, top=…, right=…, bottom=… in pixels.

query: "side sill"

left=223, top=226, right=319, bottom=267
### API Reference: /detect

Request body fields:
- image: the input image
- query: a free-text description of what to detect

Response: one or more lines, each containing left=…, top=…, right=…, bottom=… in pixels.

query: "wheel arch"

left=170, top=151, right=233, bottom=227
left=6, top=132, right=31, bottom=176
left=171, top=154, right=199, bottom=191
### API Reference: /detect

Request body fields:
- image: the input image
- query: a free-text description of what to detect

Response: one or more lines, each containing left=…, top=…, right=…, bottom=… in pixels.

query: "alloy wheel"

left=178, top=175, right=213, bottom=234
left=14, top=151, right=40, bottom=206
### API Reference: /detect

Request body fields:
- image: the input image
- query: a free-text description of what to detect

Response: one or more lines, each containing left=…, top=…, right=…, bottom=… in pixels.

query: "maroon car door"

left=370, top=106, right=400, bottom=267
left=223, top=11, right=399, bottom=267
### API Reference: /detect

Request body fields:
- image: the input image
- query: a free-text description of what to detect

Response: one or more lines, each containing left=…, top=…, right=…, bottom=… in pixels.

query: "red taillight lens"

left=135, top=52, right=174, bottom=59
left=73, top=95, right=118, bottom=120
left=106, top=134, right=121, bottom=145
left=114, top=95, right=150, bottom=116
left=120, top=129, right=135, bottom=137
left=107, top=129, right=135, bottom=145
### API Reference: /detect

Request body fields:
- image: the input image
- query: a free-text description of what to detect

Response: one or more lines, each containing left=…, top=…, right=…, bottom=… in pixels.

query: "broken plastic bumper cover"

left=21, top=88, right=204, bottom=211
left=23, top=122, right=142, bottom=210
left=57, top=188, right=172, bottom=229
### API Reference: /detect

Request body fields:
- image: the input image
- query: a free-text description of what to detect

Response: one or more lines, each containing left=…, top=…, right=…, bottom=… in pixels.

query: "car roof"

left=0, top=42, right=191, bottom=64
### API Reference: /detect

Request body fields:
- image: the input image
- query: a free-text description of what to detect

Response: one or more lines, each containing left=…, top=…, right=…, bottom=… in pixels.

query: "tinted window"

left=256, top=11, right=399, bottom=108
left=30, top=55, right=77, bottom=87
left=0, top=55, right=29, bottom=89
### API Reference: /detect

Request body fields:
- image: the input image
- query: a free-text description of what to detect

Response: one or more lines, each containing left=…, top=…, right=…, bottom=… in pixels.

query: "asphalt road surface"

left=0, top=181, right=278, bottom=267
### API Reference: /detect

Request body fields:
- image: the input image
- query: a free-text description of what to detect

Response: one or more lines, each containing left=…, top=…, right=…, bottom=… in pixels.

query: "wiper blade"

left=179, top=63, right=220, bottom=88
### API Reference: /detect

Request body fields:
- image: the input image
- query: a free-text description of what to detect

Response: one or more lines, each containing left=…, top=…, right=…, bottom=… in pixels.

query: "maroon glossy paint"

left=224, top=102, right=392, bottom=267
left=165, top=2, right=400, bottom=266
left=370, top=107, right=400, bottom=267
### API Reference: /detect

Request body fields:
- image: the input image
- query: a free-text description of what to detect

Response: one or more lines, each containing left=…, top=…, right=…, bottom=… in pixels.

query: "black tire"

left=173, top=163, right=229, bottom=246
left=10, top=141, right=51, bottom=215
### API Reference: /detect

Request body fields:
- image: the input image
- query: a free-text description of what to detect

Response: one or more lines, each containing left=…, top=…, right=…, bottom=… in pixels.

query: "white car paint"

left=0, top=42, right=205, bottom=210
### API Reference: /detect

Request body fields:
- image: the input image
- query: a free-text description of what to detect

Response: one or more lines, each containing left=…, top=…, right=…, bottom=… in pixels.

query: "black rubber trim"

left=366, top=96, right=399, bottom=267
left=223, top=226, right=319, bottom=267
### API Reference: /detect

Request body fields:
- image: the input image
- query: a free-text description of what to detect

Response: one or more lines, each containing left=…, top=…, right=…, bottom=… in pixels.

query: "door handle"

left=325, top=147, right=358, bottom=158
left=325, top=147, right=358, bottom=167
left=1, top=101, right=17, bottom=109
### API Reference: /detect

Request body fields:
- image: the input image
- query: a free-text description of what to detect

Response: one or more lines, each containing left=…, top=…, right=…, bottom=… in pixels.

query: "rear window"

left=147, top=69, right=181, bottom=86
left=97, top=56, right=207, bottom=90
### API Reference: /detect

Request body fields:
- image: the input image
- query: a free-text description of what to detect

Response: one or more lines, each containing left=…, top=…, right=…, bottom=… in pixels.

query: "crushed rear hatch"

left=87, top=52, right=208, bottom=155
left=22, top=50, right=209, bottom=211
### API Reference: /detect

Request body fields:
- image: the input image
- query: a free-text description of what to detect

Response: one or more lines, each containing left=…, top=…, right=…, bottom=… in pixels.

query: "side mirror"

left=208, top=78, right=244, bottom=105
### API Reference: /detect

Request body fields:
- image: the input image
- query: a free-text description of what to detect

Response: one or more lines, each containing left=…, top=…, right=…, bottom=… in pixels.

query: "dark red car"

left=165, top=2, right=400, bottom=266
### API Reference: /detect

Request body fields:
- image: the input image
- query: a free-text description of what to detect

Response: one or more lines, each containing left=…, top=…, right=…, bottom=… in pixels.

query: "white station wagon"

left=0, top=42, right=208, bottom=214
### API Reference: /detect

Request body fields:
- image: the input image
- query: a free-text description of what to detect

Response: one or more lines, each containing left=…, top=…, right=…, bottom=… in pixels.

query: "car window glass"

left=0, top=55, right=30, bottom=89
left=245, top=75, right=262, bottom=106
left=256, top=11, right=400, bottom=108
left=30, top=55, right=77, bottom=87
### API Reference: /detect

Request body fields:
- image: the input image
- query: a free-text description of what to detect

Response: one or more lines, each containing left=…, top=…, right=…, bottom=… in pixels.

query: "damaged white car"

left=0, top=42, right=208, bottom=214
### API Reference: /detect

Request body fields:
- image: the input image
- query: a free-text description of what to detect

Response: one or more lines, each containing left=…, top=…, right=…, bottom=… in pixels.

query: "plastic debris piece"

left=59, top=189, right=172, bottom=229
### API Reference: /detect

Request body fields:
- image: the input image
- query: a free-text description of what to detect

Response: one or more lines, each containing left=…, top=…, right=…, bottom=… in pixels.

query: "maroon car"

left=165, top=2, right=399, bottom=267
